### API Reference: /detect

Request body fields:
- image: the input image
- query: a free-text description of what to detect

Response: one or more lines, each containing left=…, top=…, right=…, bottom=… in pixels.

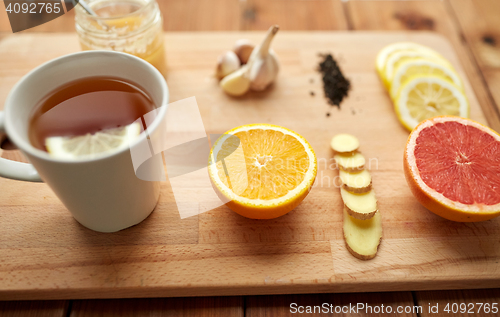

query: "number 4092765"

left=5, top=2, right=62, bottom=14
left=443, top=303, right=498, bottom=314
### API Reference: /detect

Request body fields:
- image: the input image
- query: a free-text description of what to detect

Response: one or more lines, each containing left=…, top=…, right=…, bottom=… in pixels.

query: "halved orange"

left=404, top=116, right=500, bottom=222
left=208, top=124, right=317, bottom=219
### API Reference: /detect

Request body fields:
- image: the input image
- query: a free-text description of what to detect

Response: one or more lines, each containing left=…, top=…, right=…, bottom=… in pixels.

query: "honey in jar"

left=75, top=0, right=166, bottom=75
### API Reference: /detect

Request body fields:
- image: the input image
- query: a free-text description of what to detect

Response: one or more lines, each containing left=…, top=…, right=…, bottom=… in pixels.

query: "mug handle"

left=0, top=111, right=42, bottom=182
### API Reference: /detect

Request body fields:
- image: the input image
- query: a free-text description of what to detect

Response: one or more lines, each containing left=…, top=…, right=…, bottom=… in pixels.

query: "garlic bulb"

left=247, top=25, right=280, bottom=91
left=216, top=51, right=241, bottom=80
left=219, top=25, right=280, bottom=96
left=233, top=39, right=254, bottom=64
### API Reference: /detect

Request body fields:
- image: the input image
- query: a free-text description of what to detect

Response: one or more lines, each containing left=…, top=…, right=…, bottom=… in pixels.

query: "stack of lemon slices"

left=376, top=42, right=469, bottom=131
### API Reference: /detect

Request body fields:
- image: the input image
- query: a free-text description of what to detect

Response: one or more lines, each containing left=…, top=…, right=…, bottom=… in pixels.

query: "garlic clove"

left=220, top=66, right=251, bottom=96
left=249, top=49, right=279, bottom=91
left=216, top=51, right=241, bottom=80
left=233, top=39, right=255, bottom=64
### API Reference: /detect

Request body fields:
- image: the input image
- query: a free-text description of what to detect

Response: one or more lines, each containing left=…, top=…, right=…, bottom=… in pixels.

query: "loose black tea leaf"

left=318, top=53, right=350, bottom=108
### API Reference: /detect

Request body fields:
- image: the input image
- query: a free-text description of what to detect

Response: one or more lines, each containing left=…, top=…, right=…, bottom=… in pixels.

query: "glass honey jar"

left=75, top=0, right=166, bottom=76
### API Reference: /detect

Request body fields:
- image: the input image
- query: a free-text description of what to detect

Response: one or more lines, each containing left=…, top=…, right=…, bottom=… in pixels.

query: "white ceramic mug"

left=0, top=51, right=169, bottom=232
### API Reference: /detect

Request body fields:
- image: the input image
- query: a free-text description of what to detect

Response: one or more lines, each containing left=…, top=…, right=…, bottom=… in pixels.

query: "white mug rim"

left=3, top=50, right=169, bottom=164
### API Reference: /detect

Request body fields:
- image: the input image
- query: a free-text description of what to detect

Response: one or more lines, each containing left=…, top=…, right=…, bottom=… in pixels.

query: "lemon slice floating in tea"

left=45, top=122, right=141, bottom=159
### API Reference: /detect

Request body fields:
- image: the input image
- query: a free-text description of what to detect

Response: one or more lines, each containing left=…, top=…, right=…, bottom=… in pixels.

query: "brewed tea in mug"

left=28, top=76, right=155, bottom=151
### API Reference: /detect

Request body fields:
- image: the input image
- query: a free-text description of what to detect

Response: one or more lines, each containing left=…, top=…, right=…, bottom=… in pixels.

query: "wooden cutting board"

left=0, top=32, right=499, bottom=300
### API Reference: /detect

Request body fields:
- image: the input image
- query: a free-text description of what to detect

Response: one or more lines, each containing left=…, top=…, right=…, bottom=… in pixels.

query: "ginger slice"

left=339, top=169, right=372, bottom=193
left=343, top=206, right=382, bottom=260
left=330, top=134, right=360, bottom=154
left=341, top=188, right=377, bottom=220
left=334, top=152, right=365, bottom=172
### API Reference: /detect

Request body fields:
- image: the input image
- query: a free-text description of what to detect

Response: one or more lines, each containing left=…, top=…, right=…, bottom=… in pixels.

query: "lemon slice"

left=45, top=123, right=141, bottom=159
left=208, top=123, right=317, bottom=219
left=395, top=75, right=469, bottom=131
left=384, top=52, right=449, bottom=85
left=376, top=42, right=439, bottom=74
left=390, top=58, right=463, bottom=99
left=376, top=42, right=443, bottom=85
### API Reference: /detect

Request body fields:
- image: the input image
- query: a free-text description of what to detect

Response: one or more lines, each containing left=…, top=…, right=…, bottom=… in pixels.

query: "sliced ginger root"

left=331, top=134, right=360, bottom=154
left=343, top=206, right=382, bottom=260
left=334, top=152, right=365, bottom=172
left=339, top=169, right=372, bottom=193
left=341, top=188, right=378, bottom=220
left=332, top=133, right=382, bottom=260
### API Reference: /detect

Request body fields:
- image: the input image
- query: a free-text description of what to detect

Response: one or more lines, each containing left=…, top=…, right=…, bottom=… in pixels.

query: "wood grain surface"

left=70, top=297, right=244, bottom=317
left=346, top=0, right=500, bottom=133
left=448, top=0, right=500, bottom=126
left=0, top=0, right=349, bottom=33
left=239, top=0, right=348, bottom=31
left=1, top=0, right=500, bottom=314
left=0, top=300, right=69, bottom=317
left=0, top=32, right=499, bottom=301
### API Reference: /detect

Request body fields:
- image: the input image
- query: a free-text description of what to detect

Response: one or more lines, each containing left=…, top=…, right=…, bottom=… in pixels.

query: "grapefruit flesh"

left=404, top=116, right=500, bottom=222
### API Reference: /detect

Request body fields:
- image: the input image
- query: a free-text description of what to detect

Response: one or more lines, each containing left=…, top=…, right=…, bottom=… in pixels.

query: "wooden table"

left=0, top=0, right=499, bottom=316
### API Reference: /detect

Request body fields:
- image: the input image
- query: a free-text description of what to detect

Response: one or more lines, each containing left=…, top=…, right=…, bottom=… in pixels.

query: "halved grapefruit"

left=404, top=116, right=500, bottom=222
